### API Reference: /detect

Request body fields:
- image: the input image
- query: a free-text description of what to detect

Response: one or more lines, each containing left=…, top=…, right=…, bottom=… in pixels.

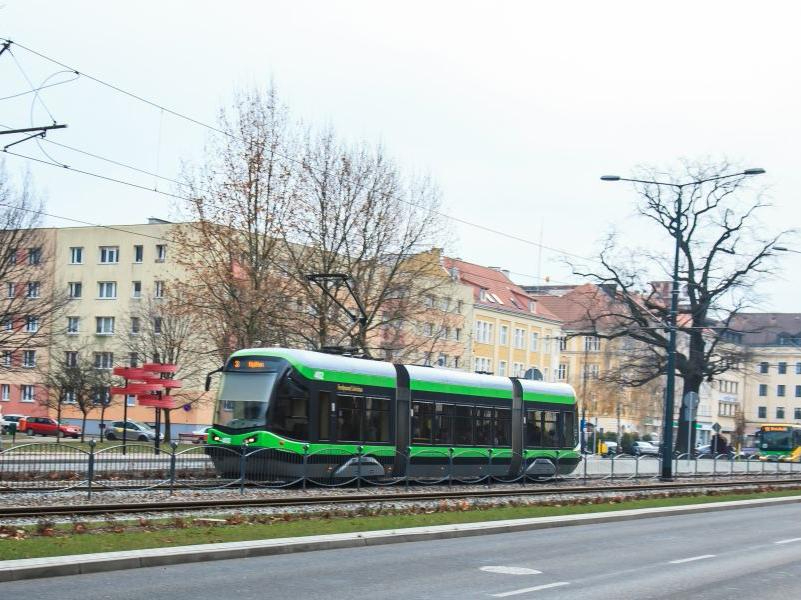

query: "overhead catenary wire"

left=1, top=37, right=603, bottom=268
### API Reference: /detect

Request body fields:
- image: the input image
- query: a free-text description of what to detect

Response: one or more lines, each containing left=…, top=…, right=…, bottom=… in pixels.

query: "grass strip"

left=2, top=488, right=800, bottom=561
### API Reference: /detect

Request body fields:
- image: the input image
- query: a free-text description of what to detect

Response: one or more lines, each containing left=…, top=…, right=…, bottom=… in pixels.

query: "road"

left=3, top=502, right=801, bottom=598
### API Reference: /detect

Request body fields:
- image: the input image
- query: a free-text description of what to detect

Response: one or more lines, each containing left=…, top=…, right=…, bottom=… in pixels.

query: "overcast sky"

left=2, top=1, right=799, bottom=311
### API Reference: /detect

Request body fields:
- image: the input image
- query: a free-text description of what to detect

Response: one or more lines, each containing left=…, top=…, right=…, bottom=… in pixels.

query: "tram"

left=203, top=348, right=579, bottom=480
left=757, top=424, right=801, bottom=462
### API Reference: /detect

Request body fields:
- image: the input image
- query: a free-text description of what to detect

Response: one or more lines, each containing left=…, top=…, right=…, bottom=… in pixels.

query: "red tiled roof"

left=528, top=283, right=621, bottom=331
left=442, top=257, right=561, bottom=322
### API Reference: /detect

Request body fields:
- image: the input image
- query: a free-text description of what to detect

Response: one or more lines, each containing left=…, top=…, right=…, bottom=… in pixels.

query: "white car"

left=632, top=441, right=660, bottom=456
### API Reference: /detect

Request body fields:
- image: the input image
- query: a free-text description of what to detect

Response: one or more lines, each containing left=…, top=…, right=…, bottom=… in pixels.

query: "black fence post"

left=239, top=442, right=248, bottom=495
left=169, top=442, right=177, bottom=495
left=448, top=447, right=454, bottom=489
left=405, top=446, right=412, bottom=492
left=356, top=445, right=363, bottom=491
left=302, top=444, right=309, bottom=491
left=87, top=439, right=96, bottom=500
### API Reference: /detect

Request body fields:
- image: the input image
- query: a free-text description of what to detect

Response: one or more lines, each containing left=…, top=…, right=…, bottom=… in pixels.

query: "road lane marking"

left=480, top=566, right=542, bottom=575
left=775, top=537, right=801, bottom=545
left=669, top=554, right=715, bottom=564
left=491, top=582, right=570, bottom=597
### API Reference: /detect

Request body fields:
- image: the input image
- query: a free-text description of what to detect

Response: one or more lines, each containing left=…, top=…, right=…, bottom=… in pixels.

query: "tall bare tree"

left=280, top=130, right=448, bottom=357
left=172, top=87, right=299, bottom=361
left=572, top=160, right=791, bottom=453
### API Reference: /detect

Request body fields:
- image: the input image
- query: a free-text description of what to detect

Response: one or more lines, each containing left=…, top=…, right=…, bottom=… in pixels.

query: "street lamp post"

left=600, top=168, right=765, bottom=480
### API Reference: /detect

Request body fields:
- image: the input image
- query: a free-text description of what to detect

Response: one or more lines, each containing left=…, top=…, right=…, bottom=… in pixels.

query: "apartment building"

left=729, top=314, right=801, bottom=436
left=0, top=220, right=215, bottom=434
left=443, top=258, right=563, bottom=379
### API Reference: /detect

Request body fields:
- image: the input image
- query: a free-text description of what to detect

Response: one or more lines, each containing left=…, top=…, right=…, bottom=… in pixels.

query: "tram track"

left=3, top=477, right=801, bottom=519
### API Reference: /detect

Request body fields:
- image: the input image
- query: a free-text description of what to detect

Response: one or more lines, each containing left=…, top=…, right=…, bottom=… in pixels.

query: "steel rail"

left=3, top=478, right=800, bottom=519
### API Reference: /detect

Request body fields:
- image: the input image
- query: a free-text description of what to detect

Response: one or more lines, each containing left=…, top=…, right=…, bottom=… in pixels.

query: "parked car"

left=2, top=414, right=27, bottom=434
left=0, top=413, right=7, bottom=434
left=17, top=416, right=81, bottom=438
left=190, top=426, right=212, bottom=444
left=105, top=420, right=162, bottom=442
left=631, top=441, right=660, bottom=456
left=601, top=441, right=619, bottom=457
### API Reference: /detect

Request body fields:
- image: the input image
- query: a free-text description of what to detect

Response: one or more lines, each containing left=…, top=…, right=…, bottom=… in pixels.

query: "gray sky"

left=2, top=0, right=799, bottom=310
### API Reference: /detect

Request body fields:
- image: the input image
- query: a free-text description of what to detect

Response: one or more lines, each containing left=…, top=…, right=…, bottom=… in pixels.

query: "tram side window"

left=364, top=397, right=391, bottom=443
left=562, top=411, right=576, bottom=447
left=434, top=403, right=453, bottom=445
left=270, top=378, right=309, bottom=440
left=336, top=395, right=362, bottom=441
left=526, top=409, right=543, bottom=447
left=542, top=411, right=560, bottom=448
left=318, top=391, right=331, bottom=441
left=474, top=407, right=494, bottom=445
left=495, top=407, right=512, bottom=447
left=453, top=405, right=473, bottom=445
left=412, top=401, right=435, bottom=444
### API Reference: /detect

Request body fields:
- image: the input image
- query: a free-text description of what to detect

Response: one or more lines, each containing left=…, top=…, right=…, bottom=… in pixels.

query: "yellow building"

left=442, top=258, right=563, bottom=379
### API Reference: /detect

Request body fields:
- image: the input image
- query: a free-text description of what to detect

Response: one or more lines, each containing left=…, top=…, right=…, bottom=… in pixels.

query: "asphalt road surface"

left=3, top=502, right=801, bottom=599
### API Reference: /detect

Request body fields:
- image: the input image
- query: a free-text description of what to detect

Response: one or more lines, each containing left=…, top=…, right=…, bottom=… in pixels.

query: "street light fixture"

left=600, top=167, right=765, bottom=480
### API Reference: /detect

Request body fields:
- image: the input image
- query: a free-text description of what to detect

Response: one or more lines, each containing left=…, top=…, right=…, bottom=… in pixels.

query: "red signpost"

left=111, top=364, right=181, bottom=454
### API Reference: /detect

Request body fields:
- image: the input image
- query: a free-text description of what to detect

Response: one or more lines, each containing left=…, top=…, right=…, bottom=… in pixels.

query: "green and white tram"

left=204, top=348, right=580, bottom=480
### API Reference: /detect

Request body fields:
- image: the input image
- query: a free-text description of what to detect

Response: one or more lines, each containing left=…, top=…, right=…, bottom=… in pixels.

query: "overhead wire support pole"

left=1, top=124, right=68, bottom=152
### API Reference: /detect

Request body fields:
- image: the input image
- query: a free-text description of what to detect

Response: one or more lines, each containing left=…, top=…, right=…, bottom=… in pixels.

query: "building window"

left=21, top=384, right=35, bottom=402
left=498, top=361, right=507, bottom=376
left=796, top=385, right=801, bottom=398
left=557, top=363, right=568, bottom=380
left=93, top=352, right=114, bottom=369
left=530, top=332, right=539, bottom=351
left=513, top=362, right=525, bottom=377
left=759, top=384, right=768, bottom=397
left=436, top=354, right=447, bottom=367
left=6, top=282, right=15, bottom=298
left=68, top=282, right=82, bottom=299
left=584, top=336, right=601, bottom=352
left=28, top=247, right=41, bottom=265
left=474, top=357, right=492, bottom=373
left=778, top=362, right=787, bottom=375
left=513, top=328, right=526, bottom=349
left=758, top=406, right=767, bottom=418
left=759, top=362, right=769, bottom=374
left=24, top=316, right=39, bottom=333
left=130, top=317, right=140, bottom=335
left=499, top=325, right=509, bottom=345
left=99, top=246, right=119, bottom=264
left=98, top=281, right=117, bottom=299
left=474, top=320, right=494, bottom=344
left=134, top=245, right=143, bottom=263
left=583, top=364, right=599, bottom=380
left=63, top=390, right=77, bottom=404
left=22, top=350, right=36, bottom=368
left=2, top=317, right=11, bottom=331
left=155, top=244, right=167, bottom=262
left=132, top=281, right=142, bottom=298
left=1, top=351, right=11, bottom=367
left=154, top=281, right=165, bottom=298
left=777, top=406, right=785, bottom=420
left=95, top=317, right=115, bottom=335
left=70, top=246, right=83, bottom=264
left=153, top=317, right=163, bottom=334
left=0, top=384, right=9, bottom=401
left=795, top=408, right=801, bottom=420
left=26, top=282, right=40, bottom=298
left=454, top=328, right=461, bottom=341
left=129, top=352, right=139, bottom=367
left=67, top=316, right=79, bottom=334
left=778, top=384, right=786, bottom=397
left=65, top=351, right=78, bottom=367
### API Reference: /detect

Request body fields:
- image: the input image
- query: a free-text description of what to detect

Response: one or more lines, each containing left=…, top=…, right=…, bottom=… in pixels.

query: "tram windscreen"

left=215, top=371, right=278, bottom=429
left=761, top=428, right=793, bottom=450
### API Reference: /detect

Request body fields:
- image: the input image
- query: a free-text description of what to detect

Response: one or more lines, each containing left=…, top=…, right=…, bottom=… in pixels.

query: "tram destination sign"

left=227, top=357, right=275, bottom=372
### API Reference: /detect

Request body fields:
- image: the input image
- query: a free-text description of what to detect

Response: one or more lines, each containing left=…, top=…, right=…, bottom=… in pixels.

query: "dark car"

left=105, top=420, right=162, bottom=442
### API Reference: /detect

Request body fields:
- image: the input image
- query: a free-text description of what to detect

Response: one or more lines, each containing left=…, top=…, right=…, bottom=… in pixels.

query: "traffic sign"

left=712, top=422, right=721, bottom=433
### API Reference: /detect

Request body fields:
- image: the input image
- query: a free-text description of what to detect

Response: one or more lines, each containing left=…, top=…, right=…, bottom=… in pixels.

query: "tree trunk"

left=56, top=401, right=62, bottom=443
left=675, top=374, right=703, bottom=455
left=163, top=408, right=172, bottom=444
left=80, top=412, right=87, bottom=443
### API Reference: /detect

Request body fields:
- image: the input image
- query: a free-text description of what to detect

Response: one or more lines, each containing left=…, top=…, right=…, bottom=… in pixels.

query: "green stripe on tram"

left=522, top=391, right=575, bottom=405
left=409, top=379, right=512, bottom=399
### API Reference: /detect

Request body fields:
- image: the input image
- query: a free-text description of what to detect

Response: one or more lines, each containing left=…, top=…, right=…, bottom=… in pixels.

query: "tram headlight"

left=212, top=434, right=222, bottom=442
left=245, top=436, right=257, bottom=444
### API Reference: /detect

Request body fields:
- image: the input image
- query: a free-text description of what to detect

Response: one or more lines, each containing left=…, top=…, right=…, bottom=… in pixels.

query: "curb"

left=2, top=494, right=800, bottom=582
